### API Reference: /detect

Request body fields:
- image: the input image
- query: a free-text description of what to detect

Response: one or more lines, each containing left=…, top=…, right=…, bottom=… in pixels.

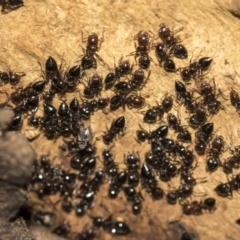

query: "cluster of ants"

left=1, top=22, right=240, bottom=239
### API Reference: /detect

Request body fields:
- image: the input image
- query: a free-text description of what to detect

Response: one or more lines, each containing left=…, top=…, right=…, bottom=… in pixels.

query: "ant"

left=102, top=116, right=126, bottom=145
left=180, top=57, right=212, bottom=82
left=136, top=124, right=168, bottom=143
left=180, top=197, right=216, bottom=215
left=102, top=149, right=118, bottom=177
left=175, top=81, right=199, bottom=113
left=143, top=94, right=173, bottom=123
left=93, top=216, right=131, bottom=235
left=108, top=170, right=128, bottom=198
left=199, top=80, right=224, bottom=115
left=104, top=72, right=116, bottom=90
left=129, top=68, right=150, bottom=91
left=195, top=122, right=214, bottom=155
left=114, top=81, right=131, bottom=95
left=130, top=31, right=152, bottom=69
left=166, top=184, right=194, bottom=204
left=115, top=58, right=133, bottom=79
left=124, top=153, right=141, bottom=187
left=167, top=113, right=192, bottom=143
left=109, top=93, right=146, bottom=111
left=230, top=88, right=240, bottom=114
left=215, top=182, right=232, bottom=198
left=125, top=93, right=146, bottom=109
left=44, top=56, right=60, bottom=82
left=188, top=103, right=207, bottom=129
left=1, top=0, right=24, bottom=14
left=81, top=30, right=105, bottom=69
left=222, top=146, right=240, bottom=174
left=158, top=23, right=183, bottom=48
left=83, top=74, right=103, bottom=99
left=0, top=70, right=25, bottom=85
left=206, top=135, right=225, bottom=172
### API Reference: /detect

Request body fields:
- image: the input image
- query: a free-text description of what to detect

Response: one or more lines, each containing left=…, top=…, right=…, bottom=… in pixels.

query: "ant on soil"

left=102, top=116, right=126, bottom=145
left=180, top=197, right=216, bottom=216
left=230, top=88, right=240, bottom=114
left=110, top=93, right=146, bottom=111
left=0, top=70, right=25, bottom=85
left=129, top=30, right=153, bottom=69
left=180, top=57, right=212, bottom=82
left=80, top=29, right=105, bottom=69
left=142, top=94, right=173, bottom=123
left=115, top=58, right=133, bottom=79
left=1, top=0, right=24, bottom=14
left=83, top=74, right=103, bottom=99
left=206, top=135, right=225, bottom=173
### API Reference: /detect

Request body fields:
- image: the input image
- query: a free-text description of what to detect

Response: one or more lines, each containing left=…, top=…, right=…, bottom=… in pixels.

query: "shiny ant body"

left=143, top=94, right=173, bottom=123
left=0, top=70, right=25, bottom=85
left=129, top=68, right=150, bottom=91
left=136, top=125, right=168, bottom=143
left=206, top=135, right=225, bottom=172
left=115, top=59, right=133, bottom=79
left=167, top=113, right=192, bottom=143
left=130, top=31, right=152, bottom=69
left=103, top=116, right=126, bottom=144
left=199, top=80, right=223, bottom=115
left=1, top=0, right=24, bottom=14
left=81, top=31, right=104, bottom=69
left=230, top=88, right=240, bottom=114
left=84, top=74, right=103, bottom=99
left=222, top=147, right=240, bottom=174
left=110, top=93, right=145, bottom=111
left=180, top=57, right=212, bottom=82
left=195, top=122, right=214, bottom=155
left=180, top=197, right=216, bottom=215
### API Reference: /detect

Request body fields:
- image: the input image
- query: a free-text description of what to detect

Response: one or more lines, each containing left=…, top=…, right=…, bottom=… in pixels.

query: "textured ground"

left=1, top=0, right=240, bottom=239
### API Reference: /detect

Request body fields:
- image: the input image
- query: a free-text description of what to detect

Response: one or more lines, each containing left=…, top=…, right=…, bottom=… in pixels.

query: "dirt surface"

left=1, top=0, right=240, bottom=240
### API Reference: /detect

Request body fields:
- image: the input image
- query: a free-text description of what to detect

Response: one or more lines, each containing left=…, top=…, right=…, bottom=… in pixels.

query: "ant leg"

left=98, top=28, right=105, bottom=50
left=81, top=30, right=88, bottom=43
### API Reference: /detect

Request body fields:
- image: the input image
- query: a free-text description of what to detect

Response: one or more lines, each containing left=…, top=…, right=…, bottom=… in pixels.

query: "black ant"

left=167, top=113, right=192, bottom=143
left=222, top=147, right=240, bottom=174
left=104, top=72, right=116, bottom=90
left=102, top=116, right=126, bottom=145
left=115, top=58, right=133, bottom=79
left=102, top=149, right=118, bottom=177
left=125, top=93, right=146, bottom=109
left=215, top=182, right=232, bottom=198
left=81, top=30, right=105, bottom=69
left=136, top=124, right=168, bottom=143
left=199, top=80, right=224, bottom=114
left=195, top=122, right=214, bottom=155
left=0, top=70, right=25, bottom=85
left=143, top=94, right=173, bottom=123
left=114, top=81, right=131, bottom=95
left=180, top=57, right=212, bottom=82
left=206, top=135, right=225, bottom=172
left=230, top=88, right=240, bottom=114
left=188, top=103, right=207, bottom=129
left=1, top=0, right=23, bottom=14
left=83, top=74, right=103, bottom=99
left=129, top=31, right=152, bottom=69
left=180, top=197, right=216, bottom=215
left=158, top=23, right=183, bottom=47
left=109, top=93, right=146, bottom=111
left=129, top=68, right=150, bottom=91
